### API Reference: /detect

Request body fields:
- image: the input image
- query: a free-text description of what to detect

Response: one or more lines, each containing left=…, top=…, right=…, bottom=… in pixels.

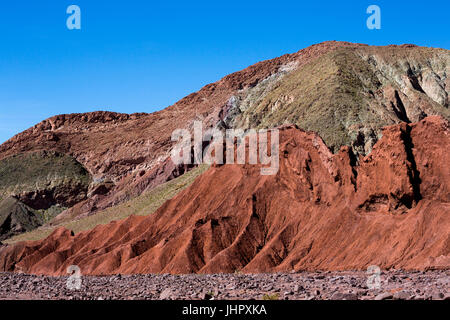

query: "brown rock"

left=2, top=41, right=448, bottom=225
left=393, top=291, right=412, bottom=300
left=375, top=293, right=394, bottom=300
left=159, top=288, right=173, bottom=300
left=0, top=117, right=448, bottom=275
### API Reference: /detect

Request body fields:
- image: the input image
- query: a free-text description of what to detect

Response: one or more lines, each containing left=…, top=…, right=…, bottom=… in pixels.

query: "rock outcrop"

left=0, top=197, right=41, bottom=241
left=0, top=151, right=91, bottom=239
left=1, top=42, right=448, bottom=226
left=0, top=116, right=448, bottom=275
left=0, top=151, right=91, bottom=209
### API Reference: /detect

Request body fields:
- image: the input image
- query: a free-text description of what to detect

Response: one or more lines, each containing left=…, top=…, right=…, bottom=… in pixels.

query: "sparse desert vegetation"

left=5, top=165, right=208, bottom=244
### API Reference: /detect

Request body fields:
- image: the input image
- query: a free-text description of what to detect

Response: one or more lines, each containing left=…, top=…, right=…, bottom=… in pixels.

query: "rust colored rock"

left=1, top=41, right=448, bottom=223
left=0, top=116, right=448, bottom=275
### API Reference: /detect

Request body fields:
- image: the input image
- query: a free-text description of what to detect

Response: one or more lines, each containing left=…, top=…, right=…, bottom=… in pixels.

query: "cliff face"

left=0, top=41, right=448, bottom=239
left=0, top=116, right=448, bottom=275
left=227, top=45, right=450, bottom=155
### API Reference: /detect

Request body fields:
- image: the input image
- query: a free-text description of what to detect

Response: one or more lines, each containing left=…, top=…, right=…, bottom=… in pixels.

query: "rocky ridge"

left=0, top=116, right=448, bottom=274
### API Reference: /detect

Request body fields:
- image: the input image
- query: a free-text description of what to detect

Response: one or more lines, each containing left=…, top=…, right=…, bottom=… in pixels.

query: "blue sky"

left=0, top=0, right=449, bottom=143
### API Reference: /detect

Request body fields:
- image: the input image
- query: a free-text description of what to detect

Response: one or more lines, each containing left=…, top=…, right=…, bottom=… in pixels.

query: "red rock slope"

left=0, top=42, right=354, bottom=220
left=0, top=116, right=448, bottom=275
left=2, top=41, right=448, bottom=224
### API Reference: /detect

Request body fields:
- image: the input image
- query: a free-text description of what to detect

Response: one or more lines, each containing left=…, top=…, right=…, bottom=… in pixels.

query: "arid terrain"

left=1, top=42, right=448, bottom=237
left=0, top=271, right=448, bottom=300
left=0, top=41, right=448, bottom=299
left=1, top=116, right=448, bottom=274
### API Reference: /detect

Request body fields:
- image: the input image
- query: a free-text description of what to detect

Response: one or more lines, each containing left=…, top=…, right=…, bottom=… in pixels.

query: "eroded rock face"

left=0, top=151, right=91, bottom=212
left=2, top=42, right=447, bottom=222
left=229, top=45, right=450, bottom=156
left=0, top=116, right=448, bottom=275
left=0, top=197, right=41, bottom=241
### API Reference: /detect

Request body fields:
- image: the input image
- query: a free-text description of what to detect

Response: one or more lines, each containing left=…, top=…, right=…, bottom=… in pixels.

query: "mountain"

left=0, top=116, right=448, bottom=274
left=0, top=41, right=448, bottom=250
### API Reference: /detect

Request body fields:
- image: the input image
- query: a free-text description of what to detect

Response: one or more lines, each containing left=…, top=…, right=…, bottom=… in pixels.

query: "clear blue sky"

left=0, top=0, right=448, bottom=143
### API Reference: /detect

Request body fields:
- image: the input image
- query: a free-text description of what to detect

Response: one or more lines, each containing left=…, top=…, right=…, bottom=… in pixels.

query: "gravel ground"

left=0, top=270, right=448, bottom=300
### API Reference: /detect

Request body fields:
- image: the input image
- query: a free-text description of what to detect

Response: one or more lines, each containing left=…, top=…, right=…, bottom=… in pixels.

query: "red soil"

left=0, top=41, right=360, bottom=220
left=0, top=116, right=448, bottom=275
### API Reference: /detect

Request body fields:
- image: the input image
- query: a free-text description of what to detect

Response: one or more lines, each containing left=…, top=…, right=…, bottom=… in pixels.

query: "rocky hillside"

left=0, top=151, right=90, bottom=209
left=0, top=116, right=448, bottom=274
left=229, top=45, right=449, bottom=154
left=0, top=41, right=448, bottom=240
left=0, top=151, right=91, bottom=240
left=0, top=197, right=41, bottom=241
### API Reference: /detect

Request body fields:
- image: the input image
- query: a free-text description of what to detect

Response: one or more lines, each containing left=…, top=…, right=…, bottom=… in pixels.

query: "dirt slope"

left=1, top=42, right=447, bottom=227
left=0, top=116, right=448, bottom=275
left=0, top=42, right=349, bottom=222
left=0, top=197, right=41, bottom=241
